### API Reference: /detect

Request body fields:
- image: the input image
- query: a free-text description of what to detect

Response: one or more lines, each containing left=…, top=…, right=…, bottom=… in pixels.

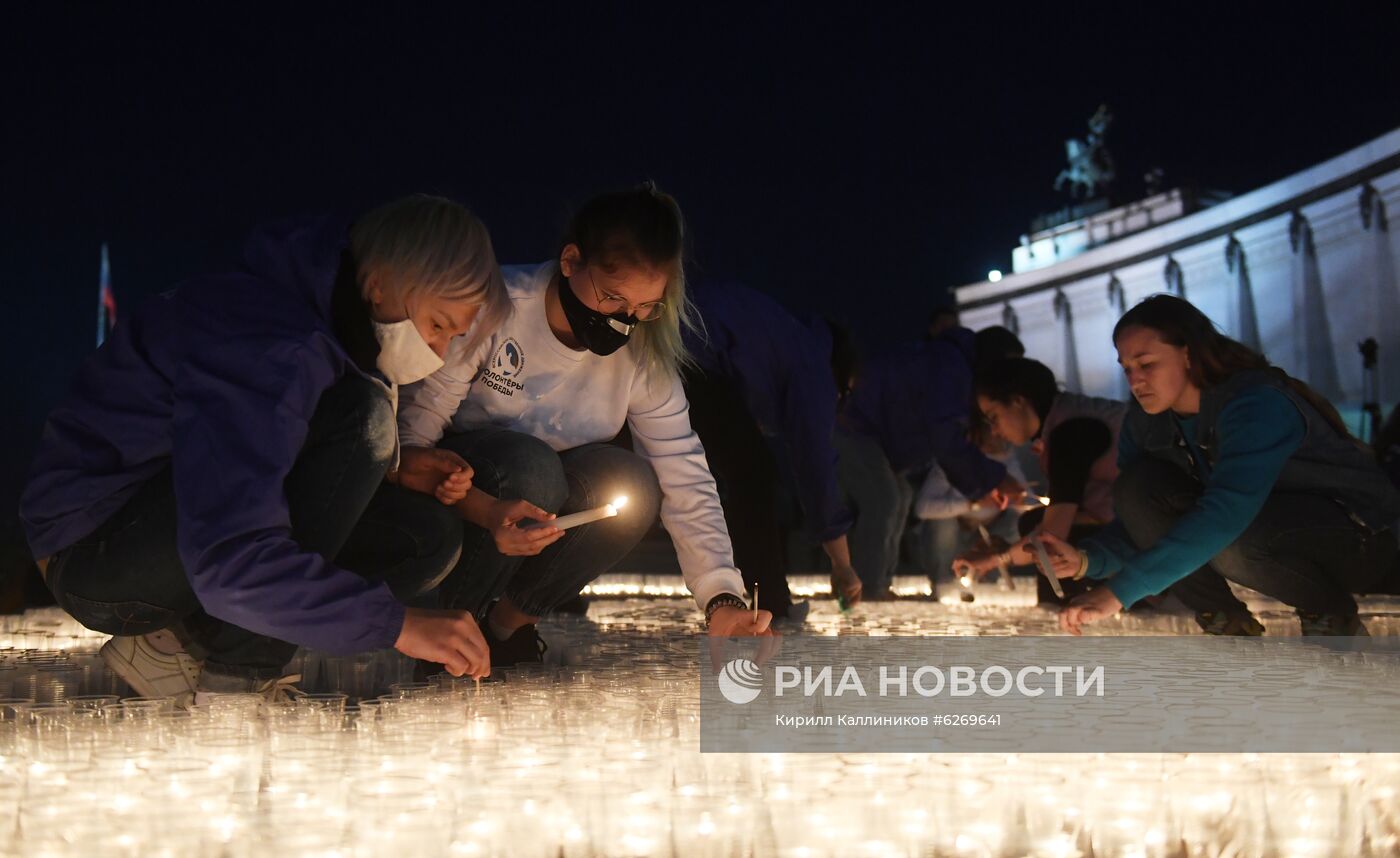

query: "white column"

left=1163, top=255, right=1185, bottom=298
left=1225, top=235, right=1262, bottom=351
left=1106, top=274, right=1129, bottom=401
left=1054, top=289, right=1082, bottom=393
left=1360, top=184, right=1399, bottom=403
left=1001, top=302, right=1020, bottom=336
left=1289, top=210, right=1344, bottom=400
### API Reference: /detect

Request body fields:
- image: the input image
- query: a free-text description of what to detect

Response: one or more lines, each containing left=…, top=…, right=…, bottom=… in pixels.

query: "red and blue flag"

left=97, top=243, right=117, bottom=347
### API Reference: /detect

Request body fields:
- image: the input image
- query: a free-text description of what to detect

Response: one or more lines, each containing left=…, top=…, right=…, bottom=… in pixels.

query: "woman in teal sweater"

left=1039, top=295, right=1400, bottom=635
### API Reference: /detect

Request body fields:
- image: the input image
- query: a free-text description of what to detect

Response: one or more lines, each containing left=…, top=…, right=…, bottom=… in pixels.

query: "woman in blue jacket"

left=1038, top=295, right=1400, bottom=635
left=21, top=196, right=510, bottom=701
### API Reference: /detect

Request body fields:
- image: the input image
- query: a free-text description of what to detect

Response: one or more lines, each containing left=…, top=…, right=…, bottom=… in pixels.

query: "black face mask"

left=558, top=273, right=637, bottom=356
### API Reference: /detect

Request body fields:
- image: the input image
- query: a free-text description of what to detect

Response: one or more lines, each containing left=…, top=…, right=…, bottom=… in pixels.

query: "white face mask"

left=372, top=318, right=445, bottom=385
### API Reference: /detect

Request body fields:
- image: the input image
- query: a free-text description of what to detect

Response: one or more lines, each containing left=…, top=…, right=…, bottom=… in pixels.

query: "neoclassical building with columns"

left=955, top=128, right=1400, bottom=427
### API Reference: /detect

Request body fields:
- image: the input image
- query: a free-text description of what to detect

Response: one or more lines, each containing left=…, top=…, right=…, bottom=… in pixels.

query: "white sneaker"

left=101, top=629, right=203, bottom=705
left=256, top=674, right=303, bottom=703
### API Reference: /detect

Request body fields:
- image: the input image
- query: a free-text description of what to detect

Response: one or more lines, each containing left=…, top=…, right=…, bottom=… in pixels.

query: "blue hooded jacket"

left=684, top=282, right=853, bottom=543
left=840, top=328, right=1006, bottom=498
left=20, top=217, right=407, bottom=655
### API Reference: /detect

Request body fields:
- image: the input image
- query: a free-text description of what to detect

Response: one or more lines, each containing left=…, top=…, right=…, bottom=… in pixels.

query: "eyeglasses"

left=587, top=270, right=666, bottom=322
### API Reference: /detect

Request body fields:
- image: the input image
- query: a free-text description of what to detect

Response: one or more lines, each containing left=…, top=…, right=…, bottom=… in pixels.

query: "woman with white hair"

left=21, top=195, right=510, bottom=702
left=398, top=183, right=772, bottom=671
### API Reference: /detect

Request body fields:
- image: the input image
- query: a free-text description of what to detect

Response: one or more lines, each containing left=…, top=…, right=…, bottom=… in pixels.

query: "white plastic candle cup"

left=117, top=697, right=176, bottom=720
left=295, top=692, right=349, bottom=720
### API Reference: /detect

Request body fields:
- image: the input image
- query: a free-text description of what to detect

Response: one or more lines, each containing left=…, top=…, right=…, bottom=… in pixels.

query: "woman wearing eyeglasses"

left=397, top=184, right=770, bottom=670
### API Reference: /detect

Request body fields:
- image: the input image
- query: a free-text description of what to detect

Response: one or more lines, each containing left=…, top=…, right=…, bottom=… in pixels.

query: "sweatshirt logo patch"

left=482, top=338, right=526, bottom=397
left=494, top=339, right=525, bottom=378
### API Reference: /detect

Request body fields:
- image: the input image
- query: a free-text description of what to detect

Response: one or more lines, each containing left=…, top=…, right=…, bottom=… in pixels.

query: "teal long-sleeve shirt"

left=1080, top=385, right=1307, bottom=608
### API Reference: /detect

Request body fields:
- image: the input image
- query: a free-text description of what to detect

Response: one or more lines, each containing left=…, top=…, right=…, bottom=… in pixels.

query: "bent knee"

left=417, top=500, right=466, bottom=574
left=326, top=375, right=397, bottom=466
left=363, top=398, right=397, bottom=465
left=441, top=430, right=569, bottom=510
left=572, top=447, right=662, bottom=529
left=616, top=455, right=662, bottom=529
left=497, top=434, right=569, bottom=510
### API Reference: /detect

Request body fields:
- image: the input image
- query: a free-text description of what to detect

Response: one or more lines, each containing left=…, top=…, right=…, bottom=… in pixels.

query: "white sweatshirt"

left=915, top=449, right=1027, bottom=521
left=398, top=262, right=746, bottom=612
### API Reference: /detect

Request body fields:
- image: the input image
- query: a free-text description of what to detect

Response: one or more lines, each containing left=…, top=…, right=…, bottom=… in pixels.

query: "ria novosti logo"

left=716, top=658, right=763, bottom=705
left=715, top=660, right=1107, bottom=705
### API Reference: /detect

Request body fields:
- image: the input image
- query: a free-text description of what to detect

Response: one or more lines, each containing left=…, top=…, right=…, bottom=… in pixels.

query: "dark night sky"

left=3, top=2, right=1400, bottom=523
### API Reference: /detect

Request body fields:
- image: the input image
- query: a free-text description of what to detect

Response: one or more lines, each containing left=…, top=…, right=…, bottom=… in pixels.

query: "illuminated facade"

left=956, top=128, right=1400, bottom=412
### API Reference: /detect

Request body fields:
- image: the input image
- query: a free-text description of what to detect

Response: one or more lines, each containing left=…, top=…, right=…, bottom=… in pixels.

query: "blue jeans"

left=43, top=374, right=463, bottom=680
left=436, top=428, right=662, bottom=618
left=913, top=518, right=963, bottom=585
left=913, top=509, right=1020, bottom=585
left=835, top=429, right=914, bottom=593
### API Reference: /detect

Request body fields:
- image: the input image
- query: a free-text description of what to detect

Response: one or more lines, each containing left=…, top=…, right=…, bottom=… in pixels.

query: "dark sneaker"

left=1195, top=611, right=1265, bottom=636
left=485, top=623, right=548, bottom=672
left=771, top=601, right=811, bottom=630
left=1297, top=612, right=1369, bottom=636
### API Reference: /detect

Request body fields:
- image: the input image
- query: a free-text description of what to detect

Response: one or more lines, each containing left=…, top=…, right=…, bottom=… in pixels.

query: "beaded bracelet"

left=705, top=593, right=749, bottom=626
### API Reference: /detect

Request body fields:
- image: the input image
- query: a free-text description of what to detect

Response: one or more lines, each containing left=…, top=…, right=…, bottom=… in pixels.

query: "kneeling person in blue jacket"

left=21, top=196, right=510, bottom=702
left=683, top=281, right=863, bottom=619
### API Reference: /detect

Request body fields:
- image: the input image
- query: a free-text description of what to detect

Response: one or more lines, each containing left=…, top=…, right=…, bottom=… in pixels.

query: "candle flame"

left=612, top=496, right=629, bottom=510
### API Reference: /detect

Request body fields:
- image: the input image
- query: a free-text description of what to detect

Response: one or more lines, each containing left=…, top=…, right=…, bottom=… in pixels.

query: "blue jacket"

left=840, top=328, right=1006, bottom=498
left=684, top=282, right=853, bottom=543
left=21, top=217, right=406, bottom=655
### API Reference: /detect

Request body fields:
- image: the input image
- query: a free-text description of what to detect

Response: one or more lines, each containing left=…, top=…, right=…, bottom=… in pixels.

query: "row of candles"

left=3, top=604, right=1400, bottom=856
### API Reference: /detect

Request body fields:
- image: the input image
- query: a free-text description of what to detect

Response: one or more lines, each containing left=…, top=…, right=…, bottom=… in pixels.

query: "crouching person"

left=398, top=184, right=772, bottom=675
left=954, top=357, right=1125, bottom=604
left=1039, top=295, right=1400, bottom=636
left=20, top=196, right=510, bottom=703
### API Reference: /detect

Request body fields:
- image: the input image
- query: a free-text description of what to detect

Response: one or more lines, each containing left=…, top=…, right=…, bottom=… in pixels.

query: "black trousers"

left=682, top=367, right=794, bottom=616
left=1115, top=457, right=1400, bottom=616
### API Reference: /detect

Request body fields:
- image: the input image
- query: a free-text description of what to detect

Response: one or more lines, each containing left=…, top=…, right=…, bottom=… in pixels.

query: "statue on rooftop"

left=1054, top=104, right=1117, bottom=200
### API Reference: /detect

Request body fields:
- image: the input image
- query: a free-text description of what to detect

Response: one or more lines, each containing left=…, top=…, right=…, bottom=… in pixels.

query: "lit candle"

left=958, top=572, right=976, bottom=603
left=545, top=495, right=628, bottom=530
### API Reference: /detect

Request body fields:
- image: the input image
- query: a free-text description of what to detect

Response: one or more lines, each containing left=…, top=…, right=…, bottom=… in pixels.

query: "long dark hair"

left=1113, top=294, right=1351, bottom=438
left=974, top=358, right=1059, bottom=422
